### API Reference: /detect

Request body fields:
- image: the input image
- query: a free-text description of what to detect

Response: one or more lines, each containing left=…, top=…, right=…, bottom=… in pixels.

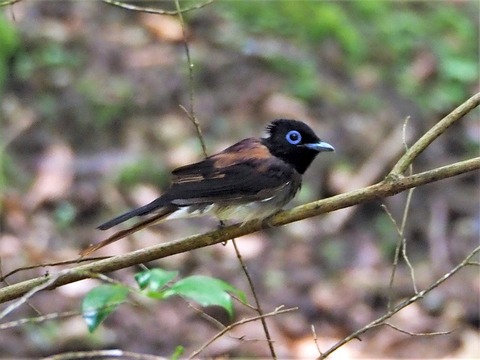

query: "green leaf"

left=441, top=57, right=478, bottom=82
left=0, top=16, right=19, bottom=92
left=0, top=16, right=19, bottom=58
left=135, top=268, right=178, bottom=298
left=170, top=345, right=184, bottom=360
left=82, top=285, right=129, bottom=333
left=164, top=275, right=245, bottom=318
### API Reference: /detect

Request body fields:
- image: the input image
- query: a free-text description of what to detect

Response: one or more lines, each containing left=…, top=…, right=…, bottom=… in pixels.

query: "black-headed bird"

left=81, top=119, right=334, bottom=256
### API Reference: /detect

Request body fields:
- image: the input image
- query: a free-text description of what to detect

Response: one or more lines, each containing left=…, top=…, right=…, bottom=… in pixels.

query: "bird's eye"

left=286, top=130, right=302, bottom=145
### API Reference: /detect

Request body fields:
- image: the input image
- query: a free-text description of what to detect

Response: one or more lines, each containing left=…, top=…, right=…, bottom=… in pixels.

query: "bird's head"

left=263, top=119, right=334, bottom=174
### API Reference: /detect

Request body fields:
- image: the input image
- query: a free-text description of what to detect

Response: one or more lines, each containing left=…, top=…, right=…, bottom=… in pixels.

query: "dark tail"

left=97, top=197, right=168, bottom=230
left=81, top=205, right=176, bottom=257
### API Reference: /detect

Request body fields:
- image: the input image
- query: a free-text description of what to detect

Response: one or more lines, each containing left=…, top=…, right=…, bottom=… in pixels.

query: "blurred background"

left=1, top=0, right=479, bottom=358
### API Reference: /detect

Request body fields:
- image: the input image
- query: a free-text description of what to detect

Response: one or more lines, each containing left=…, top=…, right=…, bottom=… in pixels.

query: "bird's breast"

left=214, top=178, right=301, bottom=223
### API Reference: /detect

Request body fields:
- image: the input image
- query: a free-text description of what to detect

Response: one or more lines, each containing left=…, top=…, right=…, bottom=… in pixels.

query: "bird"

left=80, top=119, right=334, bottom=256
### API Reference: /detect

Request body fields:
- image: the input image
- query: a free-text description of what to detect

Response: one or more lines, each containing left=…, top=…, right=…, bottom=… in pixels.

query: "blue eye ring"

left=286, top=130, right=302, bottom=145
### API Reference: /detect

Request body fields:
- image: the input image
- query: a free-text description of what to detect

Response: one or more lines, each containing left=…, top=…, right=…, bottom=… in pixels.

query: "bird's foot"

left=217, top=220, right=229, bottom=245
left=261, top=210, right=282, bottom=229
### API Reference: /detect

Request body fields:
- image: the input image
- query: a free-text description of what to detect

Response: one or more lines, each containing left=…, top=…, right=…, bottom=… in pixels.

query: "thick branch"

left=0, top=157, right=478, bottom=305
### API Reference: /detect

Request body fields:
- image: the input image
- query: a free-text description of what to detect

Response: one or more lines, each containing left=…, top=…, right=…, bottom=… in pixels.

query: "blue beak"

left=304, top=141, right=335, bottom=152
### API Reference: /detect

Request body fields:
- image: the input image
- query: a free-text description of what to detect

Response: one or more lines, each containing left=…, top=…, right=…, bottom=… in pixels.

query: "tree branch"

left=0, top=156, right=478, bottom=305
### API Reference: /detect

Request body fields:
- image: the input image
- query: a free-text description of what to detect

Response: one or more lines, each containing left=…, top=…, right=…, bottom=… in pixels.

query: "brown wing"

left=163, top=138, right=297, bottom=206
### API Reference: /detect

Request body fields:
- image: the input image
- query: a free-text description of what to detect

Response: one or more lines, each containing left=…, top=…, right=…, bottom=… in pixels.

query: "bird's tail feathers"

left=80, top=206, right=176, bottom=257
left=97, top=197, right=168, bottom=230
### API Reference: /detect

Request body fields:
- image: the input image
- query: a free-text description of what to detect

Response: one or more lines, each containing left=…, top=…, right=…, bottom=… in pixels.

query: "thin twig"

left=311, top=324, right=323, bottom=357
left=400, top=116, right=414, bottom=235
left=42, top=349, right=164, bottom=360
left=0, top=257, right=110, bottom=282
left=317, top=245, right=480, bottom=359
left=399, top=117, right=418, bottom=291
left=187, top=302, right=226, bottom=330
left=401, top=237, right=417, bottom=293
left=188, top=301, right=270, bottom=343
left=190, top=307, right=297, bottom=359
left=231, top=294, right=258, bottom=311
left=179, top=105, right=208, bottom=158
left=385, top=116, right=421, bottom=308
left=382, top=204, right=418, bottom=308
left=175, top=0, right=208, bottom=158
left=0, top=269, right=136, bottom=321
left=383, top=322, right=455, bottom=337
left=101, top=0, right=213, bottom=16
left=0, top=310, right=79, bottom=330
left=0, top=270, right=67, bottom=319
left=383, top=204, right=405, bottom=310
left=102, top=0, right=213, bottom=161
left=231, top=238, right=277, bottom=359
